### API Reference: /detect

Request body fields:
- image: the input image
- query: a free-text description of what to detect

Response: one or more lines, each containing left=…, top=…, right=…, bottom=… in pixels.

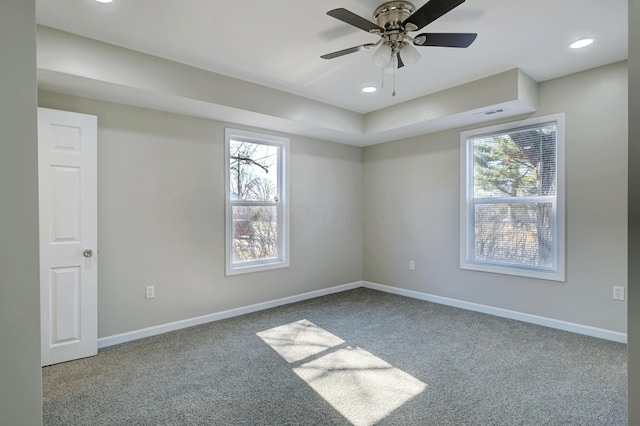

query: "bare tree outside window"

left=229, top=139, right=280, bottom=263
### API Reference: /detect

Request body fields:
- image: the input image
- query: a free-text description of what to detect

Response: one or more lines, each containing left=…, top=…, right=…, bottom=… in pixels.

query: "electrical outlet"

left=146, top=285, right=155, bottom=299
left=612, top=286, right=624, bottom=301
left=409, top=260, right=415, bottom=270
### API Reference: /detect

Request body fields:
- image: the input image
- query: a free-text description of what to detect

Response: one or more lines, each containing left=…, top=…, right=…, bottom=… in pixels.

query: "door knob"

left=83, top=249, right=93, bottom=258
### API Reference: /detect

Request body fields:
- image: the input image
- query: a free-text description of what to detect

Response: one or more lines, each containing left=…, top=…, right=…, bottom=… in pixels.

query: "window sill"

left=460, top=261, right=565, bottom=282
left=225, top=260, right=290, bottom=276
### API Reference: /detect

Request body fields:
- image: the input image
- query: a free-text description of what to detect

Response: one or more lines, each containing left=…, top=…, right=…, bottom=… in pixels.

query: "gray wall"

left=37, top=93, right=363, bottom=338
left=40, top=62, right=627, bottom=339
left=628, top=0, right=639, bottom=423
left=363, top=61, right=628, bottom=333
left=0, top=0, right=43, bottom=424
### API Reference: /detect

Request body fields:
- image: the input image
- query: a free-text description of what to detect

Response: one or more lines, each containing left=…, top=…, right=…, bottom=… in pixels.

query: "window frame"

left=459, top=113, right=565, bottom=281
left=225, top=128, right=290, bottom=276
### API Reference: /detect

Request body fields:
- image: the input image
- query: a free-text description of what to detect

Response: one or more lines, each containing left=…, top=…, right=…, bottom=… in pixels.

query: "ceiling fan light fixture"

left=372, top=43, right=393, bottom=68
left=400, top=42, right=420, bottom=66
left=384, top=54, right=399, bottom=73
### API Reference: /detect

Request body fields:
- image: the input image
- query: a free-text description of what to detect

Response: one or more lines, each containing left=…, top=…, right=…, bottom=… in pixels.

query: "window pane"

left=472, top=124, right=557, bottom=198
left=232, top=205, right=278, bottom=263
left=474, top=203, right=553, bottom=268
left=229, top=140, right=279, bottom=202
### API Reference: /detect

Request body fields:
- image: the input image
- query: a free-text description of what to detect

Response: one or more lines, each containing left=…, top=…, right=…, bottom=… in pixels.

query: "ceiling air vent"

left=474, top=108, right=506, bottom=117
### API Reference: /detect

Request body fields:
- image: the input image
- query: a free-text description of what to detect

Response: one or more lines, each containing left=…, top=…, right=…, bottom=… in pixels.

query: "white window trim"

left=225, top=128, right=290, bottom=276
left=460, top=113, right=566, bottom=281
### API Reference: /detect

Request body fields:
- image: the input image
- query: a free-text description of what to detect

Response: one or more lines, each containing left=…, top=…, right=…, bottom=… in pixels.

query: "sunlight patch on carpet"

left=258, top=320, right=427, bottom=426
left=256, top=319, right=345, bottom=363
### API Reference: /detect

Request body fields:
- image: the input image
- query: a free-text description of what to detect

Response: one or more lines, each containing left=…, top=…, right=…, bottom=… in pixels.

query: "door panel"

left=38, top=107, right=98, bottom=367
left=49, top=266, right=81, bottom=343
left=50, top=166, right=81, bottom=242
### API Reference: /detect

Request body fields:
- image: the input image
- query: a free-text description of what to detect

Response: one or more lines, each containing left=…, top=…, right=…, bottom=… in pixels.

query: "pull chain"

left=392, top=54, right=397, bottom=96
left=392, top=65, right=396, bottom=96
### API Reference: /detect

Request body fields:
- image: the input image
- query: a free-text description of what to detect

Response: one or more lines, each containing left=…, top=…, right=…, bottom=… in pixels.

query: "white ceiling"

left=36, top=0, right=628, bottom=144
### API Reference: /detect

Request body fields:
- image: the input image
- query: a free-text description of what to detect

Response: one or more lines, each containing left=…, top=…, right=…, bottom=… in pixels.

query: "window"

left=460, top=114, right=565, bottom=281
left=225, top=128, right=289, bottom=275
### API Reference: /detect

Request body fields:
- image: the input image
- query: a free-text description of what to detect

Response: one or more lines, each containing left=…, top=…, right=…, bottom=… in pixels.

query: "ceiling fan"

left=321, top=0, right=477, bottom=90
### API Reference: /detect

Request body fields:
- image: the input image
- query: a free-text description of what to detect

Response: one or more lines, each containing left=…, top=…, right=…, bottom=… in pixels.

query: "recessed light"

left=362, top=86, right=377, bottom=93
left=569, top=38, right=594, bottom=49
left=95, top=0, right=113, bottom=3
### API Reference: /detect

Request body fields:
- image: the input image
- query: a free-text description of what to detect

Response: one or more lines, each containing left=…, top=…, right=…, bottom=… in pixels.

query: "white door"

left=38, top=107, right=98, bottom=366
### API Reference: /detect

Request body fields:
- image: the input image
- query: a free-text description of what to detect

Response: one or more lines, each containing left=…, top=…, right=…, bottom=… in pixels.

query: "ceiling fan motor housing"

left=374, top=1, right=415, bottom=29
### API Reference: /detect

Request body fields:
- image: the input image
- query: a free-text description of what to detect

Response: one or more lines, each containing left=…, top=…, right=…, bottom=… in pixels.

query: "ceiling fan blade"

left=327, top=8, right=383, bottom=33
left=321, top=45, right=367, bottom=60
left=402, top=0, right=465, bottom=31
left=413, top=32, right=477, bottom=48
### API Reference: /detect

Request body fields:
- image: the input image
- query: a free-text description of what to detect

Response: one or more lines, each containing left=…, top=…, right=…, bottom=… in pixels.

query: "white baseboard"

left=98, top=281, right=361, bottom=349
left=99, top=279, right=626, bottom=348
left=362, top=281, right=627, bottom=344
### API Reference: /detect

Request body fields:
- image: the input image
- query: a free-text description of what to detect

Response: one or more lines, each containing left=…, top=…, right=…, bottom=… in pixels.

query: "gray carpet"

left=42, top=288, right=627, bottom=425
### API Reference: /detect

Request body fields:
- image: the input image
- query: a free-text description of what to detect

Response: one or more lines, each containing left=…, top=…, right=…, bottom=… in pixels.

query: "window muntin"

left=460, top=114, right=565, bottom=281
left=225, top=129, right=289, bottom=275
